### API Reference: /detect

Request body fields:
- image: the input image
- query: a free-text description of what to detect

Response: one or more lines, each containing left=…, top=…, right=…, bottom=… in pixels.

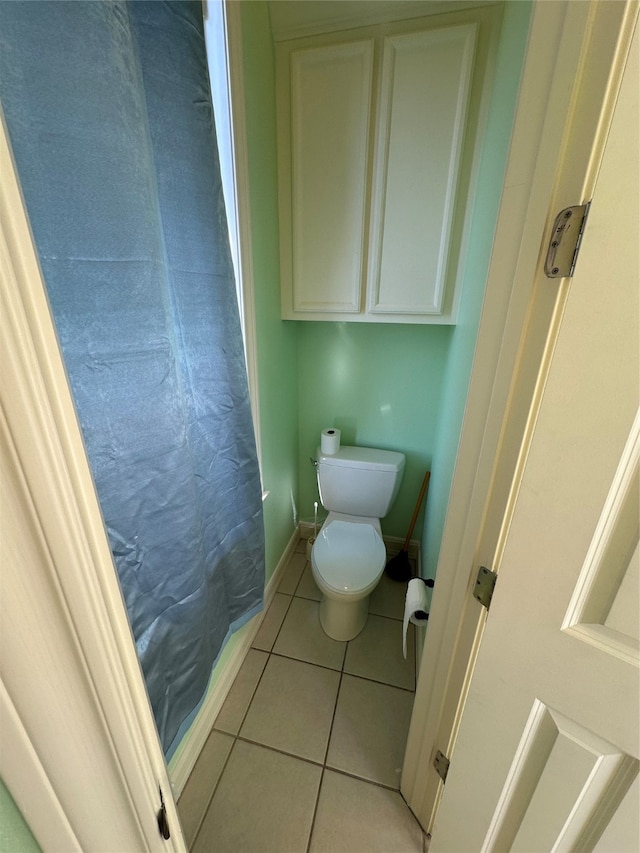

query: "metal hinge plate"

left=473, top=566, right=497, bottom=611
left=434, top=750, right=450, bottom=783
left=544, top=202, right=591, bottom=278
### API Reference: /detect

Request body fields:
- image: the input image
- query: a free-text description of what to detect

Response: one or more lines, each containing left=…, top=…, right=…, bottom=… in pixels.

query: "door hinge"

left=157, top=786, right=171, bottom=841
left=473, top=566, right=497, bottom=611
left=544, top=202, right=591, bottom=278
left=434, top=750, right=450, bottom=783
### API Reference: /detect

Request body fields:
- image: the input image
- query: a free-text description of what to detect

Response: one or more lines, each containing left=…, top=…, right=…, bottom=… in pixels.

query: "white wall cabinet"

left=277, top=14, right=485, bottom=324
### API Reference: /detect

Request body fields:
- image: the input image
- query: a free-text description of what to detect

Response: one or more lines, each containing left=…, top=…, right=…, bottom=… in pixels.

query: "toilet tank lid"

left=317, top=445, right=405, bottom=473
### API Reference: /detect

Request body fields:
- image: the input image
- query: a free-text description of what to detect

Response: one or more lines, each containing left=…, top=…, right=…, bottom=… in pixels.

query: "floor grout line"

left=188, top=732, right=237, bottom=853
left=233, top=733, right=326, bottom=770
left=322, top=668, right=344, bottom=767
left=263, top=642, right=415, bottom=692
left=305, top=766, right=325, bottom=853
left=230, top=728, right=407, bottom=794
left=226, top=648, right=272, bottom=739
left=319, top=763, right=405, bottom=794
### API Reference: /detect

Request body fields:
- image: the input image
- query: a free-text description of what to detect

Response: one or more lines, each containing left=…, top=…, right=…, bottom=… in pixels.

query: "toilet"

left=311, top=445, right=405, bottom=641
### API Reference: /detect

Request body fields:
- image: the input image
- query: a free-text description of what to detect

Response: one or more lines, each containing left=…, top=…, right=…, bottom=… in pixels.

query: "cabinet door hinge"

left=544, top=202, right=591, bottom=278
left=473, top=566, right=497, bottom=611
left=433, top=750, right=450, bottom=783
left=157, top=786, right=171, bottom=841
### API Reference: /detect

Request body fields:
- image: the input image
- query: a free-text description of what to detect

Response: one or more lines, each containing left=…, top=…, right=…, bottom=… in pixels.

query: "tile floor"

left=178, top=537, right=426, bottom=853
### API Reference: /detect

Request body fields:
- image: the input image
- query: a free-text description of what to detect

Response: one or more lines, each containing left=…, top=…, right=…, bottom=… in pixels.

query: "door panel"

left=563, top=425, right=639, bottom=665
left=486, top=700, right=638, bottom=851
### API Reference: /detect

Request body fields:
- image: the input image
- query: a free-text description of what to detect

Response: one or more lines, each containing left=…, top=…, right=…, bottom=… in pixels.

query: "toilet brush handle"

left=402, top=471, right=431, bottom=551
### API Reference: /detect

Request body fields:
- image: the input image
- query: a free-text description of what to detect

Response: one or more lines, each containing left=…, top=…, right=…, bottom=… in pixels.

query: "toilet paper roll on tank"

left=320, top=427, right=341, bottom=455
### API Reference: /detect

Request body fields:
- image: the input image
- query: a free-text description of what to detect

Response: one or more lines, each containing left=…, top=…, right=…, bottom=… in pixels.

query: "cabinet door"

left=285, top=40, right=373, bottom=315
left=367, top=25, right=477, bottom=316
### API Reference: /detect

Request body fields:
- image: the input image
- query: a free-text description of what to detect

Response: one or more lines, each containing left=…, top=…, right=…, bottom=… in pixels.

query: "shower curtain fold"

left=0, top=0, right=265, bottom=758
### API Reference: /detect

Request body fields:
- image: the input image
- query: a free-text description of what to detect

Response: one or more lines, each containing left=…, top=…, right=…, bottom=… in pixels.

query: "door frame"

left=401, top=0, right=639, bottom=834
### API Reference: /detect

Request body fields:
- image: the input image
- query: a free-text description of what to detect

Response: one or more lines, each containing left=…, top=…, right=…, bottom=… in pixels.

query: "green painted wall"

left=296, top=322, right=451, bottom=538
left=241, top=1, right=299, bottom=583
left=0, top=780, right=41, bottom=853
left=422, top=0, right=533, bottom=579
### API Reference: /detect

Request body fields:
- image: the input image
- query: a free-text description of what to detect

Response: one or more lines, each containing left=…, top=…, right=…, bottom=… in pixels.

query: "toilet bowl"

left=311, top=514, right=387, bottom=641
left=311, top=443, right=405, bottom=641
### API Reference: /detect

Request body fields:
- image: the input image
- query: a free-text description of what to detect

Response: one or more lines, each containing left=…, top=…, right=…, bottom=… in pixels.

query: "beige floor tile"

left=326, top=675, right=414, bottom=788
left=251, top=592, right=291, bottom=652
left=193, top=740, right=322, bottom=853
left=295, top=563, right=322, bottom=601
left=240, top=655, right=340, bottom=763
left=273, top=597, right=346, bottom=670
left=177, top=729, right=234, bottom=848
left=369, top=573, right=408, bottom=621
left=345, top=614, right=415, bottom=690
left=309, top=770, right=423, bottom=853
left=213, top=648, right=269, bottom=735
left=278, top=551, right=307, bottom=595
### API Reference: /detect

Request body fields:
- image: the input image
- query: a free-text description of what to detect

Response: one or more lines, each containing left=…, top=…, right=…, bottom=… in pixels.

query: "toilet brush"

left=385, top=471, right=430, bottom=582
left=306, top=501, right=318, bottom=561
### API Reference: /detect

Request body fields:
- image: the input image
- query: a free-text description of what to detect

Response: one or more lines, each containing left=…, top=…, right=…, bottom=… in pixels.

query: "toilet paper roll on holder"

left=403, top=577, right=434, bottom=658
left=413, top=578, right=434, bottom=621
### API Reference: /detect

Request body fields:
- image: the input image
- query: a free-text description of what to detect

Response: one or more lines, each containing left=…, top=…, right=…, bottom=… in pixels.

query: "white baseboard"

left=298, top=521, right=317, bottom=539
left=169, top=526, right=299, bottom=796
left=382, top=534, right=421, bottom=561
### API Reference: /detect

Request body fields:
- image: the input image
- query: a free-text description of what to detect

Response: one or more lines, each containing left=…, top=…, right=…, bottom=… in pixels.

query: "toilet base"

left=319, top=594, right=369, bottom=641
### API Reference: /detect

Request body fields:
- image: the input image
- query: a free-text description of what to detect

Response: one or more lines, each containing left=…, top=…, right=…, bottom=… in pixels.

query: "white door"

left=431, top=18, right=639, bottom=853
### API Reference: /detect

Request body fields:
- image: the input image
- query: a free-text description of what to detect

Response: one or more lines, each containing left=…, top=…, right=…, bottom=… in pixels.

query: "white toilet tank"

left=316, top=445, right=405, bottom=518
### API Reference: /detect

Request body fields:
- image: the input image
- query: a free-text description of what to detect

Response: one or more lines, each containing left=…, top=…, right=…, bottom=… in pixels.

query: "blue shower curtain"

left=0, top=1, right=265, bottom=757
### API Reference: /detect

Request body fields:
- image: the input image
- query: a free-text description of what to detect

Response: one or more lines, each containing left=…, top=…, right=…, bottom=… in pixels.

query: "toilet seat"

left=312, top=519, right=386, bottom=594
